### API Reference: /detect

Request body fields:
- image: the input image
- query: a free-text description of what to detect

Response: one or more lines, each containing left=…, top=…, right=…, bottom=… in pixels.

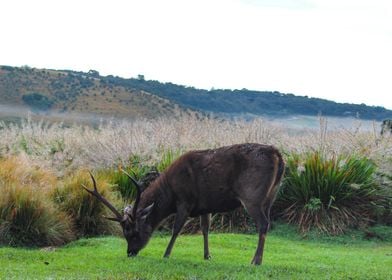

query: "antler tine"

left=121, top=169, right=142, bottom=218
left=82, top=171, right=123, bottom=222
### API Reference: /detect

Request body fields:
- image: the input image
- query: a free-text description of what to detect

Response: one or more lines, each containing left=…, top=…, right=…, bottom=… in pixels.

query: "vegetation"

left=0, top=157, right=74, bottom=246
left=1, top=225, right=391, bottom=279
left=0, top=183, right=75, bottom=247
left=22, top=93, right=54, bottom=111
left=0, top=116, right=391, bottom=245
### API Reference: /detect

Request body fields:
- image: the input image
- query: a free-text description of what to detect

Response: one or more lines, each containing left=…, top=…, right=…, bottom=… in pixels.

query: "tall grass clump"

left=51, top=171, right=121, bottom=237
left=0, top=156, right=74, bottom=246
left=275, top=152, right=383, bottom=234
left=0, top=184, right=75, bottom=247
left=0, top=155, right=57, bottom=189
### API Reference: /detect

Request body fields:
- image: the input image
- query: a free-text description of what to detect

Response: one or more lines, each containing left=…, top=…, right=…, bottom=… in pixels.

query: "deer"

left=83, top=143, right=285, bottom=265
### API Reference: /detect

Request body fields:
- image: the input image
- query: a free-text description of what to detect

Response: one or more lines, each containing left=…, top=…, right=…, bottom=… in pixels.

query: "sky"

left=1, top=0, right=391, bottom=109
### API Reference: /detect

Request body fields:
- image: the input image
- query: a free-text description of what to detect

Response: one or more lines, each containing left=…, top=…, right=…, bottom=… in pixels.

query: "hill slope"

left=105, top=76, right=391, bottom=120
left=0, top=66, right=193, bottom=119
left=1, top=65, right=391, bottom=121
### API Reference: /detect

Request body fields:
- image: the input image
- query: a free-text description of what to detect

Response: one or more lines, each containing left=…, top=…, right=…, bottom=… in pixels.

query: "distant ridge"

left=1, top=65, right=391, bottom=121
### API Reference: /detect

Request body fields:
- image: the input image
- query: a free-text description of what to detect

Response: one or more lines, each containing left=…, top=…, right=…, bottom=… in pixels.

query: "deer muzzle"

left=128, top=251, right=138, bottom=257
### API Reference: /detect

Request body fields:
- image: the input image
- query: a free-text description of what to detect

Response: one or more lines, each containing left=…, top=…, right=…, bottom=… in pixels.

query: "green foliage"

left=22, top=93, right=54, bottom=111
left=99, top=167, right=137, bottom=202
left=102, top=156, right=154, bottom=201
left=0, top=184, right=75, bottom=247
left=102, top=151, right=180, bottom=202
left=275, top=152, right=384, bottom=234
left=51, top=172, right=120, bottom=237
left=156, top=149, right=181, bottom=172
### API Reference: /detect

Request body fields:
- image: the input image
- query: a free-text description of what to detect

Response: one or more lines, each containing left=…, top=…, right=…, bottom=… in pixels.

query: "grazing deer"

left=83, top=143, right=285, bottom=265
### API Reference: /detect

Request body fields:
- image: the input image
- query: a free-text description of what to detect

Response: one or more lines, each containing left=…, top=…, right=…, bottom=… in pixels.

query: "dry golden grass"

left=0, top=115, right=391, bottom=176
left=0, top=156, right=57, bottom=189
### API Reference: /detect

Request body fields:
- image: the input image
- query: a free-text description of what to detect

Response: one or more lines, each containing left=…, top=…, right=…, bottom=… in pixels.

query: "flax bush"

left=275, top=152, right=384, bottom=234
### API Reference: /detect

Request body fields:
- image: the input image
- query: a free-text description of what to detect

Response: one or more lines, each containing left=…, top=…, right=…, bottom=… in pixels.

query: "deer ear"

left=138, top=203, right=155, bottom=220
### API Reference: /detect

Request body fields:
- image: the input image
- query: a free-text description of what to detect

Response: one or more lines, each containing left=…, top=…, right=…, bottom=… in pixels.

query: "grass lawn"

left=1, top=225, right=391, bottom=279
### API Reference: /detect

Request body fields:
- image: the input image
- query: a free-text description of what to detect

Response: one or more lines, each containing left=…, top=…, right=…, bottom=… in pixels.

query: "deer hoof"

left=251, top=258, right=261, bottom=265
left=204, top=254, right=211, bottom=260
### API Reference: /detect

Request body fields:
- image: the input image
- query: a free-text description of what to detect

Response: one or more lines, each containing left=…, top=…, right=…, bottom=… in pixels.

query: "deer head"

left=82, top=171, right=155, bottom=257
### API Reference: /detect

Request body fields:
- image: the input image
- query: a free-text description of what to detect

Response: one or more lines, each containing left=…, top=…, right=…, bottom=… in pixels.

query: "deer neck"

left=139, top=174, right=175, bottom=230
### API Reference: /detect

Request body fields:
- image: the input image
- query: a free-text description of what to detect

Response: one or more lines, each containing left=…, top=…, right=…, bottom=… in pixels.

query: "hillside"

left=0, top=66, right=194, bottom=120
left=1, top=65, right=391, bottom=121
left=106, top=76, right=391, bottom=120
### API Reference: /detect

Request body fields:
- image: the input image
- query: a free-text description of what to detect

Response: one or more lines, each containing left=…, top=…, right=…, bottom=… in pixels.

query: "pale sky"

left=1, top=0, right=391, bottom=109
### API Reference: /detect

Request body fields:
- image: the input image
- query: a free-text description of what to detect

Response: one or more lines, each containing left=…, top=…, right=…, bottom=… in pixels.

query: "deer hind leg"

left=244, top=203, right=270, bottom=265
left=200, top=214, right=211, bottom=260
left=163, top=206, right=189, bottom=258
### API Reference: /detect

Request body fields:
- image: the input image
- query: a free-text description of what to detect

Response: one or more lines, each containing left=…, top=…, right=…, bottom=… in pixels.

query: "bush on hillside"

left=22, top=93, right=54, bottom=111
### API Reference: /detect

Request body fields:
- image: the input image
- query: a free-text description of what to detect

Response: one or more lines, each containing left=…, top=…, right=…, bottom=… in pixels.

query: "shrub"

left=0, top=183, right=75, bottom=247
left=51, top=171, right=121, bottom=237
left=22, top=93, right=54, bottom=111
left=274, top=152, right=383, bottom=234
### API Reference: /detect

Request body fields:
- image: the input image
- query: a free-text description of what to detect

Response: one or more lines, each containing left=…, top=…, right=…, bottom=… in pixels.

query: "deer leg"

left=245, top=205, right=270, bottom=265
left=200, top=214, right=211, bottom=260
left=163, top=207, right=189, bottom=258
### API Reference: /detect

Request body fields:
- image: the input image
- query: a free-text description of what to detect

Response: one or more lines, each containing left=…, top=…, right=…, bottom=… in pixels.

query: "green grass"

left=1, top=225, right=391, bottom=279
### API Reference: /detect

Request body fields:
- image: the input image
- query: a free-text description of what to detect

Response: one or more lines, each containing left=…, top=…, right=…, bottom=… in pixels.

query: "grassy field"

left=1, top=225, right=391, bottom=280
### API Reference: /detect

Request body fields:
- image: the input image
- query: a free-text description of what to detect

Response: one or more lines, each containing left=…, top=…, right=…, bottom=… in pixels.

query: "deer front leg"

left=163, top=206, right=189, bottom=258
left=200, top=214, right=211, bottom=260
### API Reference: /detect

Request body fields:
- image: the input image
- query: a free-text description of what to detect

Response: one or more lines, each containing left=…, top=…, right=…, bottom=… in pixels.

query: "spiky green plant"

left=156, top=149, right=181, bottom=172
left=275, top=152, right=383, bottom=234
left=100, top=155, right=153, bottom=201
left=104, top=151, right=180, bottom=202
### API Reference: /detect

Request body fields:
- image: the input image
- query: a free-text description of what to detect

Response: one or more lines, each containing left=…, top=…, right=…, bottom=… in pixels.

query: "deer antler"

left=121, top=169, right=142, bottom=218
left=82, top=171, right=123, bottom=222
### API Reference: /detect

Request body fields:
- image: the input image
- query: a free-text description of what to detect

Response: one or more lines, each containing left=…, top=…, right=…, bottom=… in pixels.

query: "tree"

left=22, top=93, right=54, bottom=111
